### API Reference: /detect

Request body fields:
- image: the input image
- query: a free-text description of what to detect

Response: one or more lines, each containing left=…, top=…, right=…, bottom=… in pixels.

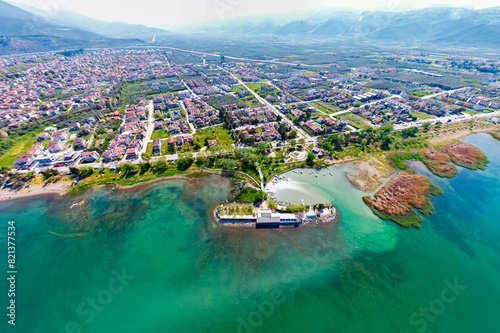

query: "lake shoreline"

left=2, top=130, right=496, bottom=205
left=0, top=173, right=211, bottom=203
left=0, top=181, right=71, bottom=203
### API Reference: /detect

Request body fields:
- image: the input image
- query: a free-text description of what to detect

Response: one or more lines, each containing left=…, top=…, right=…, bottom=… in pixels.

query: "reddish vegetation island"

left=417, top=141, right=488, bottom=178
left=441, top=141, right=488, bottom=170
left=421, top=149, right=458, bottom=178
left=363, top=172, right=442, bottom=227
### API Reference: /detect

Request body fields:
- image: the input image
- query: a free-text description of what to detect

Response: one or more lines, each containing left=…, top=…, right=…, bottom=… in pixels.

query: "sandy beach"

left=0, top=181, right=71, bottom=202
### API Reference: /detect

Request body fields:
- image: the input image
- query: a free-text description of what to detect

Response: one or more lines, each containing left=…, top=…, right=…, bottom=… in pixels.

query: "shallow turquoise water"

left=1, top=133, right=500, bottom=333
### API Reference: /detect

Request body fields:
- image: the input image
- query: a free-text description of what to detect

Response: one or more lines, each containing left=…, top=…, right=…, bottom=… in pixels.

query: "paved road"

left=178, top=100, right=197, bottom=135
left=141, top=101, right=155, bottom=155
left=329, top=96, right=397, bottom=118
left=154, top=46, right=333, bottom=68
left=202, top=167, right=262, bottom=189
left=394, top=110, right=500, bottom=130
left=222, top=68, right=312, bottom=142
left=421, top=88, right=467, bottom=100
left=258, top=167, right=264, bottom=190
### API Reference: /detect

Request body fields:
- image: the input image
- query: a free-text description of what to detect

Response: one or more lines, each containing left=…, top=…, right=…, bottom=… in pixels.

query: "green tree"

left=69, top=167, right=80, bottom=175
left=256, top=142, right=269, bottom=153
left=401, top=126, right=420, bottom=138
left=80, top=167, right=94, bottom=177
left=41, top=168, right=59, bottom=180
left=306, top=153, right=315, bottom=167
left=177, top=153, right=194, bottom=171
left=379, top=124, right=393, bottom=135
left=221, top=159, right=237, bottom=170
left=138, top=162, right=150, bottom=173
left=151, top=157, right=168, bottom=173
left=120, top=162, right=138, bottom=173
left=268, top=199, right=277, bottom=210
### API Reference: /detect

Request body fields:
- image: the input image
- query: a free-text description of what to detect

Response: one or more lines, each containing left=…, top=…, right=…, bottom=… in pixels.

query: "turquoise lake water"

left=1, top=133, right=500, bottom=333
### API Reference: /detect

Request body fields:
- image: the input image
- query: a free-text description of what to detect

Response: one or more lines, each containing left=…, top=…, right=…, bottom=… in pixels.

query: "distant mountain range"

left=0, top=1, right=499, bottom=55
left=0, top=0, right=102, bottom=40
left=184, top=6, right=500, bottom=49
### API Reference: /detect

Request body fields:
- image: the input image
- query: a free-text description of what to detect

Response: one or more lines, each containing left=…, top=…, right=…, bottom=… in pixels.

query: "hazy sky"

left=8, top=0, right=499, bottom=28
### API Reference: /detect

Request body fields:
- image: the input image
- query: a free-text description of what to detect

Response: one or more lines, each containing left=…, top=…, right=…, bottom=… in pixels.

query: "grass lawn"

left=410, top=90, right=433, bottom=97
left=194, top=127, right=234, bottom=147
left=231, top=84, right=246, bottom=92
left=246, top=82, right=270, bottom=91
left=311, top=102, right=327, bottom=113
left=338, top=113, right=371, bottom=129
left=240, top=96, right=259, bottom=107
left=162, top=143, right=176, bottom=155
left=152, top=129, right=171, bottom=140
left=311, top=112, right=325, bottom=118
left=410, top=111, right=435, bottom=120
left=146, top=143, right=153, bottom=155
left=311, top=101, right=341, bottom=113
left=0, top=134, right=36, bottom=167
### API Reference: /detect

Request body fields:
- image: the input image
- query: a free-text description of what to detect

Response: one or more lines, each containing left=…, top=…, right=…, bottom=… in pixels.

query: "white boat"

left=323, top=173, right=326, bottom=176
left=330, top=172, right=333, bottom=176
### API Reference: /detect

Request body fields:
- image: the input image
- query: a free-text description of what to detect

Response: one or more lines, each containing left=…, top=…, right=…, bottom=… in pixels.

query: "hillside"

left=16, top=7, right=172, bottom=41
left=0, top=0, right=148, bottom=54
left=0, top=0, right=102, bottom=40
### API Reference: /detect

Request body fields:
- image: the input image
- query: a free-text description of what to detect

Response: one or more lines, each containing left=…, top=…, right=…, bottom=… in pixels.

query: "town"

left=1, top=48, right=499, bottom=191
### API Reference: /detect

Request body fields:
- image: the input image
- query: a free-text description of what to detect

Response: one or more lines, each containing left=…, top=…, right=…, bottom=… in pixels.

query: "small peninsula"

left=214, top=202, right=338, bottom=228
left=363, top=172, right=443, bottom=228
